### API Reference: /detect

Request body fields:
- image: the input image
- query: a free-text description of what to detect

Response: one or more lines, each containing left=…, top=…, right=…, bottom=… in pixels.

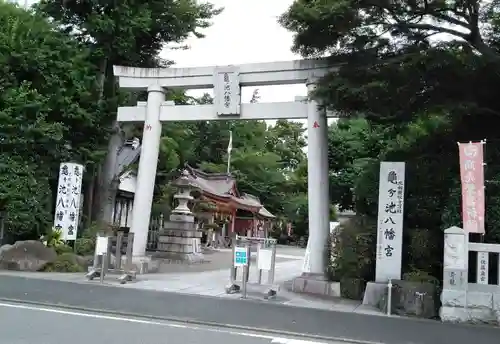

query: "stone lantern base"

left=154, top=213, right=206, bottom=264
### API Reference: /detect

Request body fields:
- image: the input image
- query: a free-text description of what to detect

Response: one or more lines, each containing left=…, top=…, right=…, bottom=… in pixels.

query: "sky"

left=17, top=0, right=331, bottom=131
left=160, top=0, right=307, bottom=104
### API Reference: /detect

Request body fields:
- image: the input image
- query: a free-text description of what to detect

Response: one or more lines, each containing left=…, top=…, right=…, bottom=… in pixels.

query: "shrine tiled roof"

left=240, top=194, right=275, bottom=219
left=174, top=166, right=274, bottom=217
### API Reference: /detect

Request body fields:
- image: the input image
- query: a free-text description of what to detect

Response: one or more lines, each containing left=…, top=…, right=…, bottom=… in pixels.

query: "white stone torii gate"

left=113, top=59, right=336, bottom=278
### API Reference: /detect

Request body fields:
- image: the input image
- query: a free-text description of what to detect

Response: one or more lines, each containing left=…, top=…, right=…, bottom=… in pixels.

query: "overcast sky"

left=161, top=0, right=307, bottom=104
left=19, top=0, right=332, bottom=132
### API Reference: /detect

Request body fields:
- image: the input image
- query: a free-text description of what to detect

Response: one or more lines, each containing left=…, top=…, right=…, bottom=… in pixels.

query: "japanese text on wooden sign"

left=458, top=142, right=485, bottom=234
left=53, top=163, right=84, bottom=241
left=375, top=162, right=405, bottom=282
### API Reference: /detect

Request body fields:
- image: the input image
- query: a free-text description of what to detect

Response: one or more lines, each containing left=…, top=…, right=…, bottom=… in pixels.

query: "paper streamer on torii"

left=458, top=141, right=486, bottom=234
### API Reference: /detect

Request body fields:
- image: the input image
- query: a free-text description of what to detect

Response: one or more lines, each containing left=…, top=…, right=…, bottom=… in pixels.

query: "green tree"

left=280, top=0, right=500, bottom=284
left=0, top=1, right=99, bottom=239
left=36, top=0, right=223, bottom=225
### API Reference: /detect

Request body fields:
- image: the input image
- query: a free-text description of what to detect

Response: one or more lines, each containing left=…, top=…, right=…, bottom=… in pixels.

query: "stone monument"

left=155, top=170, right=205, bottom=263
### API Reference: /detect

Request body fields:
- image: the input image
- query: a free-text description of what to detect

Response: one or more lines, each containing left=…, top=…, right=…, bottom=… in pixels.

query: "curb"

left=0, top=297, right=380, bottom=344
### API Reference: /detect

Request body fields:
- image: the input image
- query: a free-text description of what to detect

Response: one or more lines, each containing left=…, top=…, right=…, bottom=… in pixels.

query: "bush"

left=75, top=237, right=95, bottom=256
left=403, top=269, right=440, bottom=286
left=327, top=215, right=377, bottom=299
left=41, top=253, right=85, bottom=272
left=55, top=243, right=73, bottom=255
left=81, top=222, right=102, bottom=239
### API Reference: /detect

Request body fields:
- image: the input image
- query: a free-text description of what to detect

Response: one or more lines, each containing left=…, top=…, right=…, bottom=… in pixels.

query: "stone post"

left=442, top=226, right=468, bottom=290
left=440, top=226, right=469, bottom=321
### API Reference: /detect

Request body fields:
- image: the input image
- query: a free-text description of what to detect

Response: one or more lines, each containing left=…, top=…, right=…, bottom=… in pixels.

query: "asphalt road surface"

left=0, top=275, right=499, bottom=344
left=0, top=302, right=336, bottom=344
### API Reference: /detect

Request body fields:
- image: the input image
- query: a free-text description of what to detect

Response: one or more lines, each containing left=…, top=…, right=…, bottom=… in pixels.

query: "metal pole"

left=242, top=264, right=248, bottom=299
left=100, top=253, right=106, bottom=283
left=116, top=231, right=123, bottom=271
left=257, top=242, right=262, bottom=284
left=245, top=243, right=250, bottom=283
left=268, top=241, right=277, bottom=285
left=125, top=233, right=134, bottom=273
left=387, top=279, right=392, bottom=316
left=230, top=243, right=237, bottom=284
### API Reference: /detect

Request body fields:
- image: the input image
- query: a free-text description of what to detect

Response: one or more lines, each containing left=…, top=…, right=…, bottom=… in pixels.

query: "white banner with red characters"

left=458, top=141, right=485, bottom=234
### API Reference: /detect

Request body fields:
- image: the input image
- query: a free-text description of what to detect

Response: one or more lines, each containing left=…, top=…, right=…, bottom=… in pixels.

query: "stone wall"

left=440, top=226, right=500, bottom=324
left=441, top=285, right=500, bottom=324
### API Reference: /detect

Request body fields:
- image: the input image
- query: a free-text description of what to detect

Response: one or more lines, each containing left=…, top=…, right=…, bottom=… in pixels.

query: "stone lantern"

left=171, top=169, right=197, bottom=216
left=155, top=169, right=205, bottom=263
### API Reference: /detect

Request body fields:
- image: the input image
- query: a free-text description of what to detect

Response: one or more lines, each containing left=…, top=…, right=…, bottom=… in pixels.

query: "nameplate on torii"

left=213, top=66, right=241, bottom=116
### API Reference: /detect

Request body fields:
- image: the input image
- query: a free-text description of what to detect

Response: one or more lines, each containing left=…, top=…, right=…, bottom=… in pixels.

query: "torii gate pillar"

left=114, top=60, right=336, bottom=286
left=127, top=86, right=165, bottom=257
left=303, top=81, right=330, bottom=279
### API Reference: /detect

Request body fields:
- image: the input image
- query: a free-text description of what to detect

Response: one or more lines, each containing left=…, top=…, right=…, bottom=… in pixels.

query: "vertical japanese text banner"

left=458, top=142, right=485, bottom=234
left=375, top=162, right=406, bottom=282
left=53, top=163, right=84, bottom=241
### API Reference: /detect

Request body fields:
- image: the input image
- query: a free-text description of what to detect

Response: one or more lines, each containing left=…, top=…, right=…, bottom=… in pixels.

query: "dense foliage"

left=0, top=1, right=310, bottom=242
left=281, top=0, right=500, bottom=289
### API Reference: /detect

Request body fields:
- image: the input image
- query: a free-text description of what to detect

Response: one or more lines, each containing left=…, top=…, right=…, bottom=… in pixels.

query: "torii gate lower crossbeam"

left=113, top=59, right=334, bottom=279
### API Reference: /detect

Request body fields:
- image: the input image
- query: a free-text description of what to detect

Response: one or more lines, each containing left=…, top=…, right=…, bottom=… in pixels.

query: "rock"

left=379, top=279, right=438, bottom=318
left=0, top=240, right=57, bottom=271
left=74, top=254, right=93, bottom=268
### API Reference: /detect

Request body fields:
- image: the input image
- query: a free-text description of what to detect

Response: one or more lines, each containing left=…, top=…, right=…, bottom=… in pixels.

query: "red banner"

left=458, top=142, right=485, bottom=234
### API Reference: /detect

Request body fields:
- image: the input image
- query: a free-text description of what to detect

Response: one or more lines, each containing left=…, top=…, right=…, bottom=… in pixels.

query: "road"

left=0, top=275, right=499, bottom=344
left=0, top=302, right=336, bottom=344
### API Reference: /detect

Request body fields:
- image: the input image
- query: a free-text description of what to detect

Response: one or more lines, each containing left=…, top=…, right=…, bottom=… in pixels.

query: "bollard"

left=268, top=242, right=277, bottom=285
left=115, top=231, right=123, bottom=270
left=387, top=279, right=392, bottom=316
left=257, top=242, right=263, bottom=284
left=100, top=253, right=106, bottom=283
left=242, top=264, right=248, bottom=299
left=125, top=233, right=134, bottom=273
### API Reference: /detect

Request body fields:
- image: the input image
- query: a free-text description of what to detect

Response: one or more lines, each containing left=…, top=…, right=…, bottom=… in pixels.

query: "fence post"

left=442, top=226, right=468, bottom=290
left=441, top=226, right=469, bottom=320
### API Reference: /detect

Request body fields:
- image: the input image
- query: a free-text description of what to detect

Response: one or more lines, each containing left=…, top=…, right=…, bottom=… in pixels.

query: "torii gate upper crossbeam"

left=113, top=59, right=335, bottom=89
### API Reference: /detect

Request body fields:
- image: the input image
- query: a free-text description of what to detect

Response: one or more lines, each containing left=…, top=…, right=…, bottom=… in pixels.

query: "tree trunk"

left=92, top=56, right=128, bottom=227
left=95, top=122, right=123, bottom=225
left=84, top=170, right=96, bottom=228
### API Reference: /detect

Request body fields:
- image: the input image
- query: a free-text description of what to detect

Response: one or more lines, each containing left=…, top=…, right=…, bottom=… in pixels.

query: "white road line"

left=272, top=338, right=328, bottom=344
left=0, top=302, right=375, bottom=344
left=0, top=302, right=284, bottom=341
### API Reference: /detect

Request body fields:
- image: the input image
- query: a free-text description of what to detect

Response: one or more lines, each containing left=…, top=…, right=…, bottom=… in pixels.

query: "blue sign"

left=234, top=247, right=248, bottom=266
